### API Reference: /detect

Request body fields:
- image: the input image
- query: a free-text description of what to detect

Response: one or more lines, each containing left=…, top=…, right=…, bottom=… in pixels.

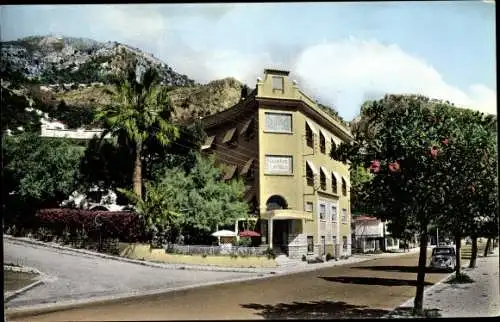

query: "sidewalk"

left=391, top=247, right=499, bottom=318
left=4, top=235, right=419, bottom=275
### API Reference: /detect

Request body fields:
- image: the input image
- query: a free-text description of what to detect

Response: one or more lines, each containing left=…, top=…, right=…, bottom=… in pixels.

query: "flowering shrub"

left=36, top=208, right=147, bottom=242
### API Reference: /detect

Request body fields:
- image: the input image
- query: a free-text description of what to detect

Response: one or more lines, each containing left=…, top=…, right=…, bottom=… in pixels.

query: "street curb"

left=4, top=270, right=285, bottom=319
left=3, top=235, right=270, bottom=274
left=383, top=256, right=472, bottom=318
left=4, top=280, right=45, bottom=303
left=4, top=235, right=418, bottom=275
left=4, top=265, right=47, bottom=303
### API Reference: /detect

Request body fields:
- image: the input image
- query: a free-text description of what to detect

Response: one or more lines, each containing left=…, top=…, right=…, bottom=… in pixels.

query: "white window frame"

left=319, top=203, right=326, bottom=221
left=342, top=208, right=347, bottom=224
left=272, top=76, right=284, bottom=92
left=264, top=112, right=292, bottom=134
left=331, top=205, right=338, bottom=223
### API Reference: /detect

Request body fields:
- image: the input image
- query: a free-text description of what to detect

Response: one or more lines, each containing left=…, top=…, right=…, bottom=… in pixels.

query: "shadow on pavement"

left=387, top=307, right=442, bottom=318
left=352, top=265, right=443, bottom=274
left=318, top=276, right=433, bottom=287
left=241, top=300, right=390, bottom=319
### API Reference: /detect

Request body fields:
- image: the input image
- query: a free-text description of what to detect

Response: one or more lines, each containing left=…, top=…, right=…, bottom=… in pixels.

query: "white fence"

left=165, top=244, right=268, bottom=256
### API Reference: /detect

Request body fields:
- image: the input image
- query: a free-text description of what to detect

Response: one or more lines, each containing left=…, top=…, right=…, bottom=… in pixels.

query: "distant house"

left=353, top=215, right=400, bottom=253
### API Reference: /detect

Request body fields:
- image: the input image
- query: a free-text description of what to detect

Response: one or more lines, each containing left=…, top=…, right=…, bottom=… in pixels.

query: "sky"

left=1, top=1, right=496, bottom=120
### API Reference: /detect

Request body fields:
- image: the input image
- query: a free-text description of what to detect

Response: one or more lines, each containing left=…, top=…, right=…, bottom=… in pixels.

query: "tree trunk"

left=413, top=232, right=429, bottom=316
left=469, top=236, right=478, bottom=268
left=455, top=235, right=462, bottom=277
left=483, top=238, right=491, bottom=257
left=133, top=141, right=143, bottom=199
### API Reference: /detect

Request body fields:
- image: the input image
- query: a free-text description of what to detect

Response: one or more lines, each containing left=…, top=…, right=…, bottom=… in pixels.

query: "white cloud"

left=165, top=38, right=495, bottom=120
left=292, top=38, right=496, bottom=119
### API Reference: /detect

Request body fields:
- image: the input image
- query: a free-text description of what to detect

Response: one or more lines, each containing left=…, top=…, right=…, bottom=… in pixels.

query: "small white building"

left=353, top=216, right=400, bottom=253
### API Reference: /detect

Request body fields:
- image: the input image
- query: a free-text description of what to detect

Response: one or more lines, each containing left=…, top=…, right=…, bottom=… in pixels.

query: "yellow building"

left=200, top=69, right=353, bottom=259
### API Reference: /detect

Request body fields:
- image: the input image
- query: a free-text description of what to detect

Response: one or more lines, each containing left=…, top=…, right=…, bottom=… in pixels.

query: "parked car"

left=430, top=246, right=456, bottom=271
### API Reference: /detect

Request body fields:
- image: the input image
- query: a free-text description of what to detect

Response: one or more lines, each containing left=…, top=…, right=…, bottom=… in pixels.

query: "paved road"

left=3, top=239, right=257, bottom=308
left=7, top=252, right=452, bottom=321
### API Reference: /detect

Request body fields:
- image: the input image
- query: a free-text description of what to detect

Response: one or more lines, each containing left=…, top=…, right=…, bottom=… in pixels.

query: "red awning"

left=239, top=230, right=261, bottom=237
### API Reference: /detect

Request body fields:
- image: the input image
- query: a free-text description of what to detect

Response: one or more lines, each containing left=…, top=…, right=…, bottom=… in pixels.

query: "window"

left=265, top=155, right=293, bottom=175
left=320, top=132, right=326, bottom=153
left=343, top=236, right=348, bottom=250
left=240, top=118, right=255, bottom=140
left=223, top=164, right=238, bottom=181
left=272, top=76, right=284, bottom=92
left=319, top=204, right=326, bottom=221
left=332, top=173, right=337, bottom=194
left=331, top=138, right=337, bottom=155
left=305, top=202, right=313, bottom=212
left=320, top=170, right=326, bottom=190
left=342, top=208, right=347, bottom=224
left=240, top=159, right=255, bottom=181
left=265, top=112, right=292, bottom=133
left=307, top=236, right=314, bottom=253
left=305, top=122, right=314, bottom=148
left=342, top=177, right=347, bottom=196
left=222, top=128, right=237, bottom=146
left=331, top=205, right=337, bottom=222
left=201, top=135, right=215, bottom=150
left=306, top=162, right=315, bottom=186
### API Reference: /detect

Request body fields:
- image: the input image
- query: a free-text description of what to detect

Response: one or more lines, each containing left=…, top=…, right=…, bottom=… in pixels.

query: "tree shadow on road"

left=241, top=300, right=390, bottom=319
left=318, top=276, right=433, bottom=287
left=352, top=265, right=444, bottom=274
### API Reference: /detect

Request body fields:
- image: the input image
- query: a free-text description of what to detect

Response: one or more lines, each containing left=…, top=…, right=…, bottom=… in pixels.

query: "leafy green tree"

left=96, top=59, right=179, bottom=198
left=433, top=109, right=497, bottom=274
left=331, top=95, right=461, bottom=315
left=121, top=154, right=249, bottom=244
left=2, top=133, right=83, bottom=226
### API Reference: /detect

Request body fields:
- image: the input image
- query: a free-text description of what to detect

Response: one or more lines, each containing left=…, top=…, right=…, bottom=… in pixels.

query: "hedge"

left=35, top=208, right=148, bottom=242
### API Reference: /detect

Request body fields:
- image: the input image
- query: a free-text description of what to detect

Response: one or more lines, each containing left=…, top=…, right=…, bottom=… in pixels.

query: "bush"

left=326, top=253, right=333, bottom=261
left=263, top=247, right=276, bottom=260
left=36, top=208, right=146, bottom=242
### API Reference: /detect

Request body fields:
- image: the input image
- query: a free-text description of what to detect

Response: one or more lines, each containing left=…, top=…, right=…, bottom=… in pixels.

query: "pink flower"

left=369, top=160, right=381, bottom=173
left=388, top=160, right=401, bottom=173
left=430, top=146, right=439, bottom=159
left=470, top=185, right=476, bottom=193
left=442, top=138, right=449, bottom=145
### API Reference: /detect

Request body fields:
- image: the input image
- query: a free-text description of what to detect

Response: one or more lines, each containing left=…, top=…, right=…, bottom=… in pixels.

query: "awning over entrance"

left=261, top=209, right=313, bottom=221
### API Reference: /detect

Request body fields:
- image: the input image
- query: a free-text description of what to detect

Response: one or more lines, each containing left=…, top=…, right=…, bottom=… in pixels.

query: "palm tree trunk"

left=413, top=232, right=428, bottom=316
left=469, top=236, right=478, bottom=268
left=483, top=238, right=491, bottom=257
left=455, top=235, right=462, bottom=277
left=133, top=141, right=143, bottom=199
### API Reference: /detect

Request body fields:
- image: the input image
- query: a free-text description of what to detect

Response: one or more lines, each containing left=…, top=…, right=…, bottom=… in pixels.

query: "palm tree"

left=96, top=59, right=179, bottom=198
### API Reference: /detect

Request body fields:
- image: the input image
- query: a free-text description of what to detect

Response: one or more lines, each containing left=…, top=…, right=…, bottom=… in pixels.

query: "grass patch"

left=445, top=272, right=475, bottom=284
left=4, top=270, right=39, bottom=292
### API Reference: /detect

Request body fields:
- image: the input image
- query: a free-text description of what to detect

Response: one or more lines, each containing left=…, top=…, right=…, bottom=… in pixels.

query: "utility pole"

left=436, top=227, right=439, bottom=246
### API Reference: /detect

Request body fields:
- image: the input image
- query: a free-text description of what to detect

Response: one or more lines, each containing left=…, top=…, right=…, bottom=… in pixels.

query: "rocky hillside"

left=1, top=35, right=195, bottom=87
left=2, top=35, right=345, bottom=129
